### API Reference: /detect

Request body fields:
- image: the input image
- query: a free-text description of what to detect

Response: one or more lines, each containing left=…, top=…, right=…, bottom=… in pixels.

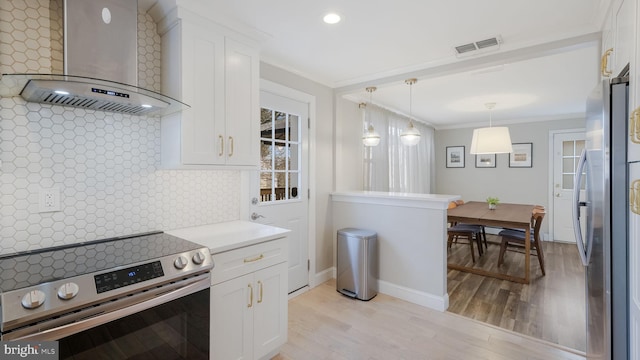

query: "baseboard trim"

left=378, top=280, right=449, bottom=312
left=313, top=267, right=335, bottom=287
left=314, top=269, right=447, bottom=311
left=288, top=286, right=309, bottom=300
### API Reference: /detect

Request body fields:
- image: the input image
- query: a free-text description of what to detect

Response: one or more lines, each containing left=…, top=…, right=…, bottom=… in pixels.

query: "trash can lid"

left=337, top=228, right=377, bottom=237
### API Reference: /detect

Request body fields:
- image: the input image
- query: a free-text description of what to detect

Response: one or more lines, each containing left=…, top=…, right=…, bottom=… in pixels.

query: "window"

left=259, top=107, right=301, bottom=202
left=562, top=140, right=586, bottom=190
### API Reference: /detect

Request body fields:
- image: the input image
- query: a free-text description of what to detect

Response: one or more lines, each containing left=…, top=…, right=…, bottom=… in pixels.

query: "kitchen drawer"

left=210, top=237, right=287, bottom=285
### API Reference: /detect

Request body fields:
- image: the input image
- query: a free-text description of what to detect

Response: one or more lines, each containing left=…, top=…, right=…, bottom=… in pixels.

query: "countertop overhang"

left=166, top=220, right=290, bottom=254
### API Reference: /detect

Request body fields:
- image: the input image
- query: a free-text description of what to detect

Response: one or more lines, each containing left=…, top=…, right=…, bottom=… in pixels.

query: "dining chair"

left=497, top=210, right=546, bottom=276
left=450, top=199, right=488, bottom=251
left=447, top=223, right=484, bottom=262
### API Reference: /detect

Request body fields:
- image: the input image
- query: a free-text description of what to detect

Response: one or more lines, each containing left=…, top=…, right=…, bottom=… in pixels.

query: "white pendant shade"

left=470, top=126, right=513, bottom=154
left=361, top=86, right=381, bottom=147
left=400, top=122, right=421, bottom=146
left=401, top=78, right=421, bottom=146
left=363, top=125, right=381, bottom=146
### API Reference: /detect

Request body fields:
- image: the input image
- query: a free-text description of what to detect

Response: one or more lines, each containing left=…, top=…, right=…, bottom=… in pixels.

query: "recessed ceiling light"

left=323, top=13, right=341, bottom=24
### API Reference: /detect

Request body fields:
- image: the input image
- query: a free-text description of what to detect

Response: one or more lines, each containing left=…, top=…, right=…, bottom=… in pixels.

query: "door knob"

left=251, top=212, right=265, bottom=221
left=556, top=193, right=561, bottom=197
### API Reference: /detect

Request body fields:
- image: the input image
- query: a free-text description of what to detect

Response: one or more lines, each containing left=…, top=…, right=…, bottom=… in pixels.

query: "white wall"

left=435, top=118, right=584, bottom=202
left=332, top=193, right=452, bottom=311
left=335, top=97, right=365, bottom=191
left=260, top=62, right=335, bottom=274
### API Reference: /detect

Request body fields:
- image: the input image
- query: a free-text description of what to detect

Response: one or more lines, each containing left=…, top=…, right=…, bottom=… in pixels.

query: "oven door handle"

left=11, top=276, right=210, bottom=341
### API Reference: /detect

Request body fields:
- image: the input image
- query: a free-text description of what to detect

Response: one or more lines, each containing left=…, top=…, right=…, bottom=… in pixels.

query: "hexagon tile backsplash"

left=0, top=97, right=241, bottom=255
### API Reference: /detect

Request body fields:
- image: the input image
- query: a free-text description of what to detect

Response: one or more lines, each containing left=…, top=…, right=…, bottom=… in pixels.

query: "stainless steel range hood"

left=0, top=0, right=188, bottom=116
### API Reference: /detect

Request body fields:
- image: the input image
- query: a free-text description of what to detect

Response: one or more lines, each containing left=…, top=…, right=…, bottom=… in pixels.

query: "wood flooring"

left=274, top=279, right=585, bottom=360
left=447, top=236, right=586, bottom=352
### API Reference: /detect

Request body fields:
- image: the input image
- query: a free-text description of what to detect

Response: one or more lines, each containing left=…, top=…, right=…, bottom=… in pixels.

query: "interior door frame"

left=240, top=79, right=317, bottom=292
left=547, top=128, right=585, bottom=242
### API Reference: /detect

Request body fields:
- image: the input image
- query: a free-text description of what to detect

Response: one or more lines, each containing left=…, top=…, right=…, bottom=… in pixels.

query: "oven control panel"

left=95, top=261, right=164, bottom=294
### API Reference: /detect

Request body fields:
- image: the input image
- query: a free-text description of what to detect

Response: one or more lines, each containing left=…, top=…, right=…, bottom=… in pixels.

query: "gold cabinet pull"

left=228, top=136, right=234, bottom=156
left=218, top=135, right=224, bottom=156
left=257, top=280, right=263, bottom=303
left=631, top=108, right=640, bottom=144
left=601, top=48, right=613, bottom=77
left=631, top=180, right=640, bottom=215
left=247, top=284, right=253, bottom=308
left=243, top=254, right=264, bottom=263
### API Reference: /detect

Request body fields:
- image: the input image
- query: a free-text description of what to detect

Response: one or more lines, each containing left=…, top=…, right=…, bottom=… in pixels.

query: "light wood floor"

left=447, top=236, right=586, bottom=352
left=274, top=279, right=585, bottom=360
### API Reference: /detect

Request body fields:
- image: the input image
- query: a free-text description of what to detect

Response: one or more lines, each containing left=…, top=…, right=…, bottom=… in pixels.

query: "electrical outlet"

left=39, top=188, right=61, bottom=213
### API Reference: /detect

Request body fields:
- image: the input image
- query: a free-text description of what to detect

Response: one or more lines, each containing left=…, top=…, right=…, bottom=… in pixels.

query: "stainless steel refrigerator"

left=574, top=74, right=629, bottom=360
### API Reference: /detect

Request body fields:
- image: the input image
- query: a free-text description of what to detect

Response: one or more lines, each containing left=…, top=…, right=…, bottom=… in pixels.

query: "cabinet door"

left=211, top=273, right=254, bottom=360
left=253, top=262, right=288, bottom=360
left=630, top=162, right=640, bottom=360
left=224, top=38, right=259, bottom=166
left=613, top=0, right=635, bottom=77
left=602, top=7, right=614, bottom=80
left=179, top=22, right=225, bottom=165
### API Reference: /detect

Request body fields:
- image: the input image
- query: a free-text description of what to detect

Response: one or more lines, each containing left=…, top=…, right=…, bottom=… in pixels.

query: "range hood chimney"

left=0, top=0, right=188, bottom=116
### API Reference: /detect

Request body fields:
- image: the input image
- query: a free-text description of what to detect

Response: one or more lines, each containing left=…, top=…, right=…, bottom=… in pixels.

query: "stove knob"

left=21, top=290, right=46, bottom=309
left=57, top=282, right=79, bottom=300
left=192, top=251, right=206, bottom=265
left=174, top=255, right=188, bottom=269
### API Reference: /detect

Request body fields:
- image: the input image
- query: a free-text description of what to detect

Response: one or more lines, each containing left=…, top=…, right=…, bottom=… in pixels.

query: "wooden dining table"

left=447, top=201, right=535, bottom=284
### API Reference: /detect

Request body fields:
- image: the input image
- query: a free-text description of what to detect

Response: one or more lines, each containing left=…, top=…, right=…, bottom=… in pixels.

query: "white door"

left=251, top=89, right=309, bottom=294
left=552, top=131, right=585, bottom=242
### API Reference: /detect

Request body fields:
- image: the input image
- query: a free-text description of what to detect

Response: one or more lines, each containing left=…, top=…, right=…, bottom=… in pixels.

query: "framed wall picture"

left=509, top=143, right=533, bottom=168
left=475, top=154, right=496, bottom=168
left=446, top=146, right=465, bottom=168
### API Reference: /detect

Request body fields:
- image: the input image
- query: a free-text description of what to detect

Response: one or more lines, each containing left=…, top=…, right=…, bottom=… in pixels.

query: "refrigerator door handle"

left=573, top=149, right=589, bottom=266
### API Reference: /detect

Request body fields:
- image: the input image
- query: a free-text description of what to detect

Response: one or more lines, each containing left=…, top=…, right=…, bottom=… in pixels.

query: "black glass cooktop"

left=0, top=232, right=204, bottom=292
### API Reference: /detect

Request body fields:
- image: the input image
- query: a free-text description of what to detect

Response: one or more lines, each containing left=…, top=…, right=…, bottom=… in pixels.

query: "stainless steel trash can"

left=336, top=228, right=378, bottom=300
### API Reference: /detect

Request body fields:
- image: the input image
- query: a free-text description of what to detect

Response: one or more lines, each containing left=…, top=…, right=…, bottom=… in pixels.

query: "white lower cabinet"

left=210, top=240, right=288, bottom=360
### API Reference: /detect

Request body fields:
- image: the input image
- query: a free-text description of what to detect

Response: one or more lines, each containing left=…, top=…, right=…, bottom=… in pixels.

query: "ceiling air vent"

left=454, top=36, right=502, bottom=57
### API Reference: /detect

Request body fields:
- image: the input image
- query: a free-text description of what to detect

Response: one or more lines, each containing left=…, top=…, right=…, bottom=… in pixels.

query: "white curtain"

left=364, top=104, right=435, bottom=193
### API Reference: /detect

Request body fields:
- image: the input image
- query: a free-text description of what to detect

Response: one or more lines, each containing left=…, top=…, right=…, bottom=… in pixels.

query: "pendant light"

left=362, top=86, right=381, bottom=147
left=400, top=78, right=421, bottom=146
left=469, top=102, right=513, bottom=154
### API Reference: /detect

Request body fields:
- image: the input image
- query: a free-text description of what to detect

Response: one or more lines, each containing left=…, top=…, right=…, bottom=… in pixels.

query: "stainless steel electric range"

left=0, top=231, right=213, bottom=359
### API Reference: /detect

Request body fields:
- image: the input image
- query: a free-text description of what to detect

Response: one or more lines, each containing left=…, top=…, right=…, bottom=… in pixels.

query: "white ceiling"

left=154, top=0, right=609, bottom=128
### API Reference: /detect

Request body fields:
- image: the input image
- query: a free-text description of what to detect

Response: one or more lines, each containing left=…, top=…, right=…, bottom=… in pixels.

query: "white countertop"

left=166, top=220, right=290, bottom=254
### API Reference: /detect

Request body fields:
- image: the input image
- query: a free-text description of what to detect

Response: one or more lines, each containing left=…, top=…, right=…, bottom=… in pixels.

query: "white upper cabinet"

left=613, top=0, right=635, bottom=76
left=600, top=0, right=635, bottom=79
left=154, top=6, right=260, bottom=169
left=601, top=4, right=614, bottom=79
left=224, top=38, right=259, bottom=166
